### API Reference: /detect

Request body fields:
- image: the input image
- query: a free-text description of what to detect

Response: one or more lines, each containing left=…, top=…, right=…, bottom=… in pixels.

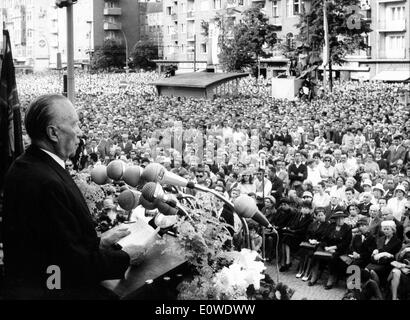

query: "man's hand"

left=121, top=244, right=148, bottom=266
left=100, top=227, right=131, bottom=250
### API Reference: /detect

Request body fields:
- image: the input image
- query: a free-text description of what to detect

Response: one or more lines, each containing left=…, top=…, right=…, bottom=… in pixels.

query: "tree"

left=297, top=0, right=372, bottom=91
left=91, top=39, right=126, bottom=71
left=131, top=40, right=158, bottom=70
left=217, top=6, right=280, bottom=72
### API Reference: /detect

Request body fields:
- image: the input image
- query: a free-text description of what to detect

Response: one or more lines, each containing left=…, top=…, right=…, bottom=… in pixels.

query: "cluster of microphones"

left=90, top=160, right=275, bottom=236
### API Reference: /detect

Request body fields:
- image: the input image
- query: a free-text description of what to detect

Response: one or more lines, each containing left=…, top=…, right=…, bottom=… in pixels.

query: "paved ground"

left=264, top=259, right=346, bottom=300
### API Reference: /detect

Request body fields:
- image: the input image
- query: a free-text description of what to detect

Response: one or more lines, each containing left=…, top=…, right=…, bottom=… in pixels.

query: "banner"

left=0, top=30, right=24, bottom=189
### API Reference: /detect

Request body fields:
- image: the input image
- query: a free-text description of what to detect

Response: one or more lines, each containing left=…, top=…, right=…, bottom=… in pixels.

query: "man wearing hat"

left=328, top=217, right=376, bottom=287
left=349, top=217, right=377, bottom=268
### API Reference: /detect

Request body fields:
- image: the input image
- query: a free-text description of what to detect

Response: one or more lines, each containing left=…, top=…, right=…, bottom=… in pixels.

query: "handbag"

left=314, top=250, right=334, bottom=259
left=339, top=254, right=354, bottom=265
left=299, top=241, right=317, bottom=250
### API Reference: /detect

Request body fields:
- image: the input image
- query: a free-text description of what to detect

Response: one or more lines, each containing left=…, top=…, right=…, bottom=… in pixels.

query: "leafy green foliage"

left=91, top=39, right=126, bottom=70
left=218, top=6, right=281, bottom=72
left=131, top=40, right=159, bottom=71
left=298, top=0, right=372, bottom=66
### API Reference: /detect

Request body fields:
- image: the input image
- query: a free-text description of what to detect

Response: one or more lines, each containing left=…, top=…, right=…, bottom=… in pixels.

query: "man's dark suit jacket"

left=2, top=145, right=130, bottom=299
left=350, top=233, right=377, bottom=268
left=288, top=163, right=307, bottom=185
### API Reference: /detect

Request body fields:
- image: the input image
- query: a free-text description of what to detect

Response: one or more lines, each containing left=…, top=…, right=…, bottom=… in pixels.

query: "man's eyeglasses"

left=405, top=207, right=410, bottom=210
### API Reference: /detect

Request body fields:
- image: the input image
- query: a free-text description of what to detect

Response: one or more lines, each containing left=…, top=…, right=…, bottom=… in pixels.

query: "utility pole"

left=66, top=3, right=75, bottom=104
left=323, top=0, right=329, bottom=92
left=193, top=34, right=196, bottom=72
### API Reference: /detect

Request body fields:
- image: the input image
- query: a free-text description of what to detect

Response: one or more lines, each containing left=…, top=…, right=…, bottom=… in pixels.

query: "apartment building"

left=1, top=0, right=140, bottom=71
left=342, top=0, right=410, bottom=81
left=138, top=0, right=164, bottom=58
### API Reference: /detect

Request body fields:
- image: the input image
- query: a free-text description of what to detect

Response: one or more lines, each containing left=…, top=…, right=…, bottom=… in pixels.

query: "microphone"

left=141, top=163, right=234, bottom=209
left=141, top=182, right=177, bottom=207
left=106, top=160, right=126, bottom=181
left=117, top=189, right=141, bottom=211
left=122, top=165, right=144, bottom=187
left=233, top=195, right=273, bottom=229
left=90, top=165, right=108, bottom=185
left=139, top=194, right=179, bottom=216
left=141, top=163, right=189, bottom=188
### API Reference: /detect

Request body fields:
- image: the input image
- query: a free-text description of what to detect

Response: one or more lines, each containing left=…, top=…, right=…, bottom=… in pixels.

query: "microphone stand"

left=261, top=167, right=266, bottom=260
left=192, top=183, right=251, bottom=250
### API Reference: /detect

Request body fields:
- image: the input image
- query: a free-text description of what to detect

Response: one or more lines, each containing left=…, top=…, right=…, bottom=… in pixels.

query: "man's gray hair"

left=24, top=94, right=66, bottom=142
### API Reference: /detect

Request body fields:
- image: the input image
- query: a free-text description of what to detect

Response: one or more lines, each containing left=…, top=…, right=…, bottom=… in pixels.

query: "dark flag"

left=0, top=29, right=24, bottom=191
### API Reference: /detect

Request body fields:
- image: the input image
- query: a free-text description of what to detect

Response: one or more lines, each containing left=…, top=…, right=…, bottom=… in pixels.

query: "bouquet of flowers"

left=161, top=192, right=295, bottom=300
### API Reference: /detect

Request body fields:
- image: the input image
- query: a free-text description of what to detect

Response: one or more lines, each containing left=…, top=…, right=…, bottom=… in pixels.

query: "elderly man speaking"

left=2, top=94, right=144, bottom=299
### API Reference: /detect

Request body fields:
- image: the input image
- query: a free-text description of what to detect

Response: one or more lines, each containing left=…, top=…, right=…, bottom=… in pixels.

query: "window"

left=181, top=23, right=185, bottom=33
left=287, top=0, right=300, bottom=17
left=386, top=35, right=405, bottom=59
left=201, top=43, right=207, bottom=53
left=213, top=0, right=221, bottom=10
left=272, top=0, right=279, bottom=17
left=166, top=6, right=172, bottom=15
left=389, top=6, right=405, bottom=21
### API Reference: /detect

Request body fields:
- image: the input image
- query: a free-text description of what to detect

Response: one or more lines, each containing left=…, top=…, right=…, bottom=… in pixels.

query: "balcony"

left=51, top=27, right=58, bottom=34
left=187, top=33, right=195, bottom=41
left=171, top=33, right=178, bottom=40
left=360, top=9, right=371, bottom=21
left=187, top=11, right=194, bottom=20
left=104, top=22, right=122, bottom=30
left=171, top=13, right=178, bottom=21
left=378, top=20, right=406, bottom=32
left=104, top=8, right=122, bottom=16
left=380, top=49, right=406, bottom=59
left=378, top=0, right=406, bottom=3
left=269, top=16, right=282, bottom=26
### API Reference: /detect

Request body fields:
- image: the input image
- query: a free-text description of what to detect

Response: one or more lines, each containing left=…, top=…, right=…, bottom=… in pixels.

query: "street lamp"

left=104, top=21, right=129, bottom=73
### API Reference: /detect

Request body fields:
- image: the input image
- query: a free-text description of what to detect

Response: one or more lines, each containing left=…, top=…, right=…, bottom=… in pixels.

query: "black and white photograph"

left=0, top=0, right=410, bottom=308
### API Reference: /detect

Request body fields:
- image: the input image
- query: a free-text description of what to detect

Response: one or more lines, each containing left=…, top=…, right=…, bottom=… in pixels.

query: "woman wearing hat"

left=366, top=220, right=402, bottom=287
left=386, top=184, right=407, bottom=221
left=372, top=183, right=386, bottom=201
left=296, top=208, right=330, bottom=281
left=280, top=203, right=314, bottom=272
left=344, top=202, right=363, bottom=228
left=308, top=211, right=352, bottom=289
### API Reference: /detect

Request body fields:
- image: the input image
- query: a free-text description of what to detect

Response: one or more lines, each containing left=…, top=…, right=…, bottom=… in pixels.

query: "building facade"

left=138, top=0, right=163, bottom=58
left=161, top=0, right=308, bottom=66
left=1, top=0, right=141, bottom=71
left=342, top=0, right=410, bottom=81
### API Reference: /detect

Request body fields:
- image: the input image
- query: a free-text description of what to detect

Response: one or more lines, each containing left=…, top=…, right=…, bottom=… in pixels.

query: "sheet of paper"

left=117, top=217, right=160, bottom=248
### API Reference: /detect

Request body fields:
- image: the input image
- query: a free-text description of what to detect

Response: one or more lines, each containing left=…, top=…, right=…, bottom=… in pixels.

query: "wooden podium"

left=101, top=235, right=189, bottom=300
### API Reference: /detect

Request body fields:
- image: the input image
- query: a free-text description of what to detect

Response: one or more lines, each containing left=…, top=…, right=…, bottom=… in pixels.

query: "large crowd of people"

left=15, top=70, right=410, bottom=300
